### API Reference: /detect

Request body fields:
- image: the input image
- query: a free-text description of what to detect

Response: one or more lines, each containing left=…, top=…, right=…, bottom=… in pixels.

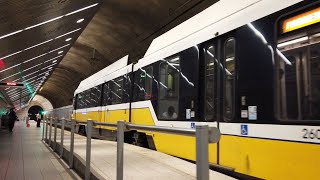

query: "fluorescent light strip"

left=25, top=16, right=63, bottom=30
left=24, top=39, right=53, bottom=51
left=0, top=3, right=98, bottom=40
left=0, top=30, right=23, bottom=40
left=9, top=91, right=28, bottom=98
left=0, top=72, right=20, bottom=81
left=23, top=74, right=42, bottom=82
left=23, top=53, right=48, bottom=64
left=277, top=36, right=308, bottom=48
left=1, top=54, right=46, bottom=73
left=65, top=3, right=98, bottom=16
left=0, top=28, right=73, bottom=60
left=41, top=63, right=57, bottom=70
left=6, top=88, right=17, bottom=93
left=9, top=89, right=30, bottom=97
left=55, top=28, right=81, bottom=39
left=77, top=18, right=84, bottom=23
left=44, top=56, right=61, bottom=63
left=47, top=44, right=70, bottom=53
left=1, top=51, right=22, bottom=59
left=23, top=69, right=41, bottom=79
left=0, top=43, right=69, bottom=74
left=22, top=55, right=61, bottom=72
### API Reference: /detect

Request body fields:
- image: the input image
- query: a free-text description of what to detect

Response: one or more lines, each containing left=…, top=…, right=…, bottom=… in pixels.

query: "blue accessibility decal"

left=241, top=124, right=248, bottom=135
left=191, top=122, right=195, bottom=129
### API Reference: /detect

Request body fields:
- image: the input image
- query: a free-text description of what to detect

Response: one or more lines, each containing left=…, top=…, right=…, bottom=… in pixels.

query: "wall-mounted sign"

left=283, top=7, right=320, bottom=33
left=0, top=82, right=25, bottom=88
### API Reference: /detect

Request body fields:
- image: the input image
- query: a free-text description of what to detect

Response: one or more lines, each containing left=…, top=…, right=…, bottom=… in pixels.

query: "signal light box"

left=0, top=82, right=25, bottom=88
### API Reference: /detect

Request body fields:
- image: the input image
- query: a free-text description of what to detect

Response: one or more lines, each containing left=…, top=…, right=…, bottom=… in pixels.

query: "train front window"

left=278, top=33, right=320, bottom=120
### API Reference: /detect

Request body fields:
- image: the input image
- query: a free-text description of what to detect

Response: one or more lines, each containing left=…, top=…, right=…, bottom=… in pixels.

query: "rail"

left=42, top=118, right=221, bottom=180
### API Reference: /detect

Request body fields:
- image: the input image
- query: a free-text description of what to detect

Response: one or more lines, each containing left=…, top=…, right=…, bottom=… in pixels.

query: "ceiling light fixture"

left=24, top=39, right=53, bottom=51
left=52, top=60, right=57, bottom=63
left=22, top=69, right=41, bottom=79
left=22, top=55, right=61, bottom=72
left=65, top=38, right=72, bottom=42
left=77, top=18, right=84, bottom=23
left=0, top=28, right=73, bottom=60
left=0, top=3, right=98, bottom=40
left=0, top=72, right=21, bottom=81
left=0, top=56, right=61, bottom=81
left=58, top=51, right=63, bottom=54
left=277, top=36, right=308, bottom=48
left=55, top=28, right=81, bottom=39
left=1, top=51, right=22, bottom=59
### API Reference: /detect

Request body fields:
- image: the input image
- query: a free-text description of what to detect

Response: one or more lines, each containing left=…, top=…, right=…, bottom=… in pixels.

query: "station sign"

left=0, top=82, right=25, bottom=88
left=283, top=7, right=320, bottom=33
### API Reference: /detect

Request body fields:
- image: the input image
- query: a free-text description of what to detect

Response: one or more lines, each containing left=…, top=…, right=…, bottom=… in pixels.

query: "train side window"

left=85, top=89, right=92, bottom=108
left=111, top=77, right=123, bottom=104
left=90, top=85, right=101, bottom=107
left=76, top=93, right=82, bottom=109
left=144, top=67, right=153, bottom=99
left=133, top=66, right=154, bottom=101
left=102, top=82, right=112, bottom=106
left=158, top=57, right=180, bottom=120
left=122, top=74, right=131, bottom=103
left=278, top=41, right=320, bottom=120
left=204, top=45, right=216, bottom=121
left=224, top=38, right=236, bottom=122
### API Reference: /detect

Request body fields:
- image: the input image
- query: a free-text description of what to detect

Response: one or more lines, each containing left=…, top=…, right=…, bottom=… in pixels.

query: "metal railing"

left=42, top=118, right=221, bottom=180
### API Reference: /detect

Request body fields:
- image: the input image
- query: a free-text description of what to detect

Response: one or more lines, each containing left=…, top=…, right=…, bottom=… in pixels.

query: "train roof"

left=74, top=55, right=129, bottom=95
left=134, top=0, right=301, bottom=70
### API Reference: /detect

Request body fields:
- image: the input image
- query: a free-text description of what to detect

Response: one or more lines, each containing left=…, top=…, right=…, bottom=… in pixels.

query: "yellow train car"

left=73, top=1, right=320, bottom=179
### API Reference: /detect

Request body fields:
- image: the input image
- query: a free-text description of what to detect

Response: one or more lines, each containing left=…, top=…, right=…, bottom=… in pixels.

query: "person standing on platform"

left=8, top=108, right=17, bottom=132
left=36, top=113, right=41, bottom=127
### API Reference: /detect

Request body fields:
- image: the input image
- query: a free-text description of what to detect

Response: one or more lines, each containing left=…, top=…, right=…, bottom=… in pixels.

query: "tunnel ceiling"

left=0, top=0, right=219, bottom=108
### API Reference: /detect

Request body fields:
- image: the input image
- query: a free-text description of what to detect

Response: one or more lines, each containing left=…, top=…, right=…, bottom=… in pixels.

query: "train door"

left=202, top=32, right=236, bottom=122
left=202, top=31, right=237, bottom=165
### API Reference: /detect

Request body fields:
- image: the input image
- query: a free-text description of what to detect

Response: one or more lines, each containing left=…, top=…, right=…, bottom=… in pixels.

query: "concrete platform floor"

left=47, top=123, right=236, bottom=180
left=0, top=121, right=80, bottom=180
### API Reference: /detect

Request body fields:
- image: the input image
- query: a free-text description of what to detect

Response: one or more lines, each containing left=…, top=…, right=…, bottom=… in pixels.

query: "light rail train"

left=52, top=1, right=320, bottom=179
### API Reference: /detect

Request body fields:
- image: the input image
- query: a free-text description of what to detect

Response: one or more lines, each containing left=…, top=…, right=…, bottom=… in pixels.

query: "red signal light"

left=0, top=82, right=24, bottom=87
left=6, top=82, right=17, bottom=86
left=0, top=59, right=4, bottom=70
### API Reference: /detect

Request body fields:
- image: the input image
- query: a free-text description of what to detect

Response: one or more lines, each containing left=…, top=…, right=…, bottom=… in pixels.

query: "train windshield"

left=278, top=7, right=320, bottom=120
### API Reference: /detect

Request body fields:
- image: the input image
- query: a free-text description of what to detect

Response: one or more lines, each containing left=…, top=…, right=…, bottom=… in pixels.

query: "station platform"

left=0, top=121, right=80, bottom=180
left=47, top=124, right=235, bottom=180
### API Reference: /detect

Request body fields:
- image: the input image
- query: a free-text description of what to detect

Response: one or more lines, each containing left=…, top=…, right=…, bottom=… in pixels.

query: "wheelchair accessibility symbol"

left=191, top=122, right=195, bottom=129
left=241, top=124, right=248, bottom=135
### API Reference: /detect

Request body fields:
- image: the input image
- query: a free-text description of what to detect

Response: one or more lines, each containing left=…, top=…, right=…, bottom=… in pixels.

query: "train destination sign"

left=283, top=7, right=320, bottom=33
left=0, top=82, right=25, bottom=88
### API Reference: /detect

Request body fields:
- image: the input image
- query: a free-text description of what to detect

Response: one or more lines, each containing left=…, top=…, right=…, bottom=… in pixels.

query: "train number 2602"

left=302, top=129, right=320, bottom=139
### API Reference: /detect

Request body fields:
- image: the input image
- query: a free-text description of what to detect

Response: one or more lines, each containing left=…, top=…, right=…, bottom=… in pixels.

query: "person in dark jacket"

left=8, top=108, right=17, bottom=132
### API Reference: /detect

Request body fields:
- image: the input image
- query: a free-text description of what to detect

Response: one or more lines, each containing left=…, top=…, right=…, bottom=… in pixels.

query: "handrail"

left=42, top=118, right=221, bottom=180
